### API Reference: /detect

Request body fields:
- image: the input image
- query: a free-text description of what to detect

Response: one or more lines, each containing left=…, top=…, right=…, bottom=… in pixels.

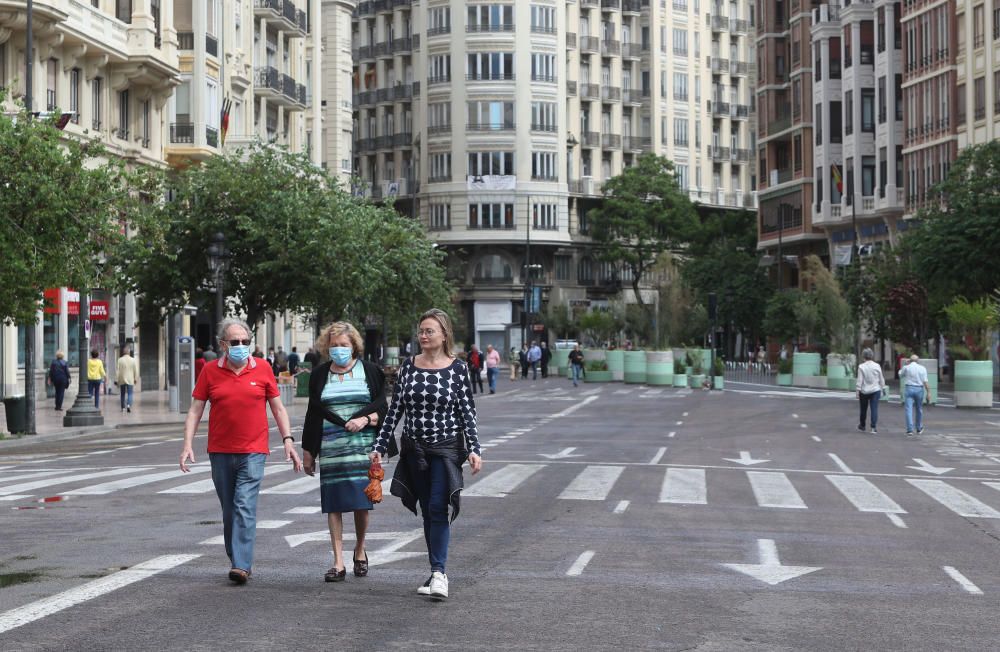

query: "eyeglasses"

left=417, top=329, right=438, bottom=337
left=227, top=339, right=252, bottom=346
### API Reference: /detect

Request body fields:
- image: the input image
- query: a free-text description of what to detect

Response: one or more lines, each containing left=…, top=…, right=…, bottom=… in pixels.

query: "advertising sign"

left=90, top=301, right=110, bottom=321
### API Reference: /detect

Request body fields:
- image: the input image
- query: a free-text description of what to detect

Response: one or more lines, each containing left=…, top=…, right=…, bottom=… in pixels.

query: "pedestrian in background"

left=180, top=317, right=303, bottom=585
left=540, top=341, right=551, bottom=378
left=203, top=347, right=218, bottom=362
left=302, top=321, right=388, bottom=582
left=900, top=354, right=931, bottom=436
left=370, top=308, right=482, bottom=600
left=527, top=341, right=542, bottom=380
left=304, top=347, right=320, bottom=368
left=87, top=349, right=107, bottom=409
left=855, top=348, right=886, bottom=434
left=467, top=344, right=484, bottom=394
left=568, top=344, right=584, bottom=387
left=287, top=347, right=301, bottom=375
left=116, top=345, right=139, bottom=414
left=519, top=344, right=529, bottom=379
left=48, top=350, right=70, bottom=411
left=194, top=348, right=206, bottom=381
left=485, top=344, right=500, bottom=394
left=509, top=346, right=520, bottom=381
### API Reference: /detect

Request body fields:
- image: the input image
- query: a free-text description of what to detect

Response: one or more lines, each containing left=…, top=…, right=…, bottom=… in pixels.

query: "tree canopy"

left=588, top=154, right=698, bottom=304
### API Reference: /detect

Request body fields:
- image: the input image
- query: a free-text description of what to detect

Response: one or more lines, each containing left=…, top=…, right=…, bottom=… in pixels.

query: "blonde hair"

left=419, top=308, right=455, bottom=357
left=316, top=321, right=364, bottom=361
left=55, top=350, right=64, bottom=359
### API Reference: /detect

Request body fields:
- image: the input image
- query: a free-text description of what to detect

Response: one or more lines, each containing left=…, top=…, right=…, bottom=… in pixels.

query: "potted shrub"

left=777, top=357, right=793, bottom=386
left=944, top=296, right=999, bottom=407
left=584, top=359, right=613, bottom=383
left=712, top=357, right=725, bottom=390
left=687, top=350, right=705, bottom=389
left=672, top=357, right=688, bottom=388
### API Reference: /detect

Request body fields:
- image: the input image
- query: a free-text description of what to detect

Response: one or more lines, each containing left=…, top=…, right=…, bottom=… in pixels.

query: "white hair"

left=217, top=317, right=251, bottom=342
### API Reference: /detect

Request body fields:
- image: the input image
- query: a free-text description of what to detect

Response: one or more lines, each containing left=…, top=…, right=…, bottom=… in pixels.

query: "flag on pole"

left=220, top=97, right=232, bottom=146
left=831, top=163, right=843, bottom=194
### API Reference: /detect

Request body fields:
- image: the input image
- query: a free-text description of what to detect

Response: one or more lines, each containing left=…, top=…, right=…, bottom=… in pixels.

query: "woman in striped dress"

left=302, top=322, right=388, bottom=582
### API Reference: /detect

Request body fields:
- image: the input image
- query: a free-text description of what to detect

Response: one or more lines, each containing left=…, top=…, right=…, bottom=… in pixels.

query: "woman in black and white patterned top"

left=371, top=309, right=482, bottom=600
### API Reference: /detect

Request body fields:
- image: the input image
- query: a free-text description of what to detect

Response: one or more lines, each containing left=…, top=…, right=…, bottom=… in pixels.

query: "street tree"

left=0, top=96, right=156, bottom=432
left=762, top=290, right=801, bottom=346
left=908, top=140, right=1000, bottom=304
left=588, top=154, right=698, bottom=305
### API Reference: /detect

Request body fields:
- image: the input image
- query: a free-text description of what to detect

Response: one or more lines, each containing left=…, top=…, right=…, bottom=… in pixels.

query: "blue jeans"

left=54, top=384, right=66, bottom=410
left=486, top=367, right=498, bottom=392
left=410, top=455, right=450, bottom=573
left=859, top=391, right=880, bottom=429
left=904, top=386, right=925, bottom=433
left=571, top=363, right=583, bottom=386
left=88, top=380, right=102, bottom=408
left=210, top=453, right=267, bottom=572
left=530, top=360, right=539, bottom=379
left=119, top=384, right=134, bottom=410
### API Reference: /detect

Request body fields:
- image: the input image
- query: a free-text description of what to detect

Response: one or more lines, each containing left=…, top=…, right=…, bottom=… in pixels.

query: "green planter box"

left=645, top=351, right=674, bottom=386
left=606, top=349, right=625, bottom=381
left=584, top=370, right=613, bottom=383
left=955, top=360, right=993, bottom=407
left=552, top=349, right=571, bottom=378
left=689, top=374, right=705, bottom=389
left=793, top=352, right=821, bottom=377
left=777, top=373, right=792, bottom=386
left=624, top=351, right=647, bottom=384
left=713, top=375, right=724, bottom=390
left=673, top=373, right=688, bottom=388
left=828, top=377, right=852, bottom=390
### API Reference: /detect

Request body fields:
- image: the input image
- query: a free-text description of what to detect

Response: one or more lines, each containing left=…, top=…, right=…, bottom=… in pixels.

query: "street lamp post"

left=63, top=291, right=104, bottom=427
left=206, top=232, right=230, bottom=351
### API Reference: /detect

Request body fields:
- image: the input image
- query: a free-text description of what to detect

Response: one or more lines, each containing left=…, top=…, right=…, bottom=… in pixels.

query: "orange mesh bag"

left=363, top=458, right=385, bottom=503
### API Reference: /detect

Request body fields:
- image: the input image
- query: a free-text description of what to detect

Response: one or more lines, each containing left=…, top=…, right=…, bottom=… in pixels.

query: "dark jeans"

left=521, top=360, right=528, bottom=378
left=540, top=363, right=549, bottom=378
left=54, top=384, right=66, bottom=410
left=411, top=455, right=451, bottom=573
left=88, top=380, right=102, bottom=408
left=470, top=368, right=484, bottom=394
left=859, top=391, right=880, bottom=429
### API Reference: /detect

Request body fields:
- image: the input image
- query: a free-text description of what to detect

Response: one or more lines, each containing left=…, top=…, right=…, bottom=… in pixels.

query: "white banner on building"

left=833, top=244, right=853, bottom=267
left=467, top=175, right=516, bottom=191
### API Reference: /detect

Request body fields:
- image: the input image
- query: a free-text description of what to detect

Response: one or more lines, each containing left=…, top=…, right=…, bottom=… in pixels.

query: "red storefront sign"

left=67, top=290, right=80, bottom=315
left=90, top=301, right=110, bottom=321
left=43, top=288, right=61, bottom=314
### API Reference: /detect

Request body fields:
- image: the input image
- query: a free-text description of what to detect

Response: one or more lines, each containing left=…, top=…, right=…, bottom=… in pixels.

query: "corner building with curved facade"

left=348, top=0, right=756, bottom=349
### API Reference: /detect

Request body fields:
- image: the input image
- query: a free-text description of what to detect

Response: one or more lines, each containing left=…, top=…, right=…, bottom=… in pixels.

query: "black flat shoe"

left=325, top=567, right=346, bottom=582
left=353, top=552, right=369, bottom=577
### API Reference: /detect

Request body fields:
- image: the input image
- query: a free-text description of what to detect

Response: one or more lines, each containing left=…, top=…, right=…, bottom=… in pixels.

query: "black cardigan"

left=301, top=359, right=389, bottom=457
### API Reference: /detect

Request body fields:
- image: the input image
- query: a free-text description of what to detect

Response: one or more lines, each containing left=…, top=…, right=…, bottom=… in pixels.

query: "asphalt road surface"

left=2, top=377, right=1000, bottom=650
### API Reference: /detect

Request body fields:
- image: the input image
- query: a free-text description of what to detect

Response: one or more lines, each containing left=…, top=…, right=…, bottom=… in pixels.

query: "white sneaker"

left=417, top=576, right=432, bottom=596
left=428, top=571, right=448, bottom=599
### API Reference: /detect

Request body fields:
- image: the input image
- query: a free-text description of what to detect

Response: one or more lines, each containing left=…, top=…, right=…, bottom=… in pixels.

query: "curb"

left=0, top=420, right=185, bottom=450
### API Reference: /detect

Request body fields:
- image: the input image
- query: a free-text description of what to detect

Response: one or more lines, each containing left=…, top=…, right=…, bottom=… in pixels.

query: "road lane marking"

left=0, top=470, right=65, bottom=484
left=464, top=464, right=545, bottom=498
left=613, top=500, right=630, bottom=514
left=828, top=454, right=854, bottom=473
left=0, top=467, right=153, bottom=496
left=747, top=472, right=807, bottom=509
left=0, top=554, right=200, bottom=634
left=811, top=436, right=822, bottom=442
left=65, top=467, right=211, bottom=495
left=659, top=468, right=707, bottom=504
left=907, top=479, right=1000, bottom=518
left=800, top=424, right=808, bottom=429
left=792, top=413, right=799, bottom=419
left=668, top=431, right=676, bottom=438
left=200, top=536, right=225, bottom=545
left=675, top=421, right=684, bottom=426
left=826, top=475, right=906, bottom=513
left=942, top=566, right=983, bottom=595
left=886, top=514, right=908, bottom=528
left=262, top=475, right=320, bottom=494
left=682, top=412, right=689, bottom=417
left=159, top=464, right=289, bottom=494
left=257, top=520, right=292, bottom=529
left=549, top=395, right=599, bottom=418
left=566, top=551, right=595, bottom=576
left=648, top=447, right=667, bottom=465
left=285, top=506, right=322, bottom=514
left=558, top=466, right=625, bottom=500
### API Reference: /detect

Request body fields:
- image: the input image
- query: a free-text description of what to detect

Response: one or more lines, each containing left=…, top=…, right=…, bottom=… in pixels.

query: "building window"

left=845, top=91, right=853, bottom=135
left=475, top=255, right=512, bottom=281
left=861, top=89, right=875, bottom=132
left=46, top=59, right=57, bottom=110
left=577, top=257, right=594, bottom=283
left=466, top=52, right=514, bottom=81
left=530, top=5, right=556, bottom=33
left=974, top=76, right=986, bottom=120
left=846, top=157, right=854, bottom=205
left=895, top=74, right=903, bottom=121
left=672, top=28, right=688, bottom=56
left=815, top=103, right=822, bottom=145
left=428, top=55, right=451, bottom=84
left=468, top=151, right=514, bottom=176
left=879, top=146, right=887, bottom=198
left=467, top=5, right=514, bottom=32
left=530, top=102, right=557, bottom=132
left=468, top=203, right=514, bottom=229
left=957, top=83, right=966, bottom=122
left=429, top=203, right=451, bottom=230
left=533, top=203, right=557, bottom=230
left=429, top=153, right=452, bottom=182
left=672, top=72, right=688, bottom=101
left=675, top=164, right=688, bottom=189
left=974, top=4, right=985, bottom=48
left=555, top=256, right=571, bottom=281
left=673, top=118, right=689, bottom=147
left=0, top=43, right=6, bottom=90
left=862, top=156, right=875, bottom=197
left=878, top=76, right=886, bottom=124
left=531, top=54, right=556, bottom=82
left=531, top=151, right=557, bottom=180
left=830, top=100, right=842, bottom=143
left=141, top=99, right=150, bottom=147
left=91, top=77, right=103, bottom=131
left=793, top=135, right=802, bottom=172
left=467, top=101, right=514, bottom=130
left=69, top=68, right=81, bottom=123
left=995, top=0, right=1000, bottom=40
left=428, top=102, right=451, bottom=133
left=116, top=0, right=132, bottom=23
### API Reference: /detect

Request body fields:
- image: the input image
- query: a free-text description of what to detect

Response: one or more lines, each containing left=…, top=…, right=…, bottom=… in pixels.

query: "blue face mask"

left=228, top=345, right=250, bottom=363
left=329, top=346, right=353, bottom=366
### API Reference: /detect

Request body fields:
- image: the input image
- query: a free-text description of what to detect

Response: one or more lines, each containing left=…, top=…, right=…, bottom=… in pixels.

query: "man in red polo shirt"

left=180, top=317, right=303, bottom=584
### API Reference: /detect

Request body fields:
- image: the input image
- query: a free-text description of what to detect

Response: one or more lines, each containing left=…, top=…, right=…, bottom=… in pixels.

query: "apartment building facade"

left=348, top=0, right=756, bottom=349
left=954, top=2, right=997, bottom=149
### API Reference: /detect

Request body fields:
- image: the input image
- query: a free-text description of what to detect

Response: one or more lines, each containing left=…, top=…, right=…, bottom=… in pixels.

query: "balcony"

left=580, top=36, right=600, bottom=53
left=601, top=39, right=621, bottom=56
left=567, top=80, right=578, bottom=95
left=767, top=113, right=792, bottom=135
left=427, top=124, right=452, bottom=136
left=707, top=14, right=728, bottom=31
left=392, top=35, right=419, bottom=52
left=355, top=137, right=375, bottom=153
left=392, top=83, right=416, bottom=101
left=374, top=135, right=394, bottom=150
left=601, top=133, right=621, bottom=148
left=708, top=56, right=729, bottom=73
left=732, top=147, right=752, bottom=161
left=581, top=131, right=601, bottom=147
left=467, top=23, right=515, bottom=33
left=623, top=135, right=651, bottom=151
left=177, top=32, right=194, bottom=50
left=601, top=85, right=621, bottom=101
left=707, top=145, right=730, bottom=161
left=254, top=67, right=306, bottom=108
left=708, top=100, right=730, bottom=116
left=729, top=60, right=749, bottom=75
left=601, top=0, right=621, bottom=9
left=531, top=25, right=557, bottom=35
left=466, top=73, right=516, bottom=82
left=623, top=0, right=643, bottom=13
left=729, top=18, right=749, bottom=33
left=357, top=45, right=374, bottom=60
left=731, top=104, right=751, bottom=119
left=580, top=83, right=600, bottom=100
left=467, top=122, right=516, bottom=132
left=427, top=76, right=451, bottom=86
left=531, top=123, right=558, bottom=133
left=566, top=32, right=577, bottom=48
left=393, top=132, right=413, bottom=147
left=582, top=0, right=599, bottom=6
left=254, top=0, right=305, bottom=35
left=427, top=26, right=451, bottom=37
left=169, top=122, right=195, bottom=144
left=622, top=88, right=643, bottom=104
left=206, top=126, right=218, bottom=148
left=622, top=42, right=642, bottom=59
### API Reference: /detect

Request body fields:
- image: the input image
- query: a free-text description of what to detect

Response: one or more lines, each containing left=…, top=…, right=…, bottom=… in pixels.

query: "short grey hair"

left=862, top=348, right=874, bottom=360
left=217, top=317, right=251, bottom=342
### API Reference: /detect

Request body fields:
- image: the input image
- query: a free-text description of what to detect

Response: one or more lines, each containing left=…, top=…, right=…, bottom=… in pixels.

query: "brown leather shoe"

left=324, top=566, right=346, bottom=582
left=228, top=568, right=250, bottom=584
left=353, top=552, right=369, bottom=577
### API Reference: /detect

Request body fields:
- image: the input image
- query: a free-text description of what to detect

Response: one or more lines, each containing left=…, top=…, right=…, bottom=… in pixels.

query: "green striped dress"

left=319, top=362, right=375, bottom=513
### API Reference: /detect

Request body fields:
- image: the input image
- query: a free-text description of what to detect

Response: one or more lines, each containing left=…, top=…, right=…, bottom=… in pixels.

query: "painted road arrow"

left=723, top=451, right=771, bottom=466
left=906, top=458, right=954, bottom=475
left=721, top=539, right=822, bottom=586
left=539, top=447, right=584, bottom=459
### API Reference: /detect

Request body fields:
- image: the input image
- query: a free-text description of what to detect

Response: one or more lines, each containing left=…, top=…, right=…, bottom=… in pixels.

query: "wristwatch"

left=364, top=415, right=372, bottom=427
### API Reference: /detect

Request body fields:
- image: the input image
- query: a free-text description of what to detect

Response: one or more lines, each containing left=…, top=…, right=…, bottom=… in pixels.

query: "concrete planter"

left=673, top=373, right=688, bottom=388
left=552, top=348, right=570, bottom=378
left=645, top=351, right=674, bottom=386
left=606, top=350, right=625, bottom=381
left=777, top=373, right=793, bottom=386
left=793, top=352, right=821, bottom=376
left=584, top=370, right=613, bottom=383
left=794, top=375, right=829, bottom=389
left=826, top=353, right=853, bottom=390
left=955, top=360, right=993, bottom=407
left=385, top=346, right=400, bottom=366
left=624, top=351, right=647, bottom=384
left=713, top=375, right=724, bottom=390
left=689, top=373, right=705, bottom=389
left=918, top=358, right=939, bottom=404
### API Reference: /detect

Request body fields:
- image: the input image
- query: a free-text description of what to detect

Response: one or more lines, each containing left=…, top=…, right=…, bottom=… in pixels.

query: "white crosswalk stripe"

left=558, top=466, right=625, bottom=500
left=659, top=468, right=707, bottom=504
left=0, top=470, right=67, bottom=484
left=826, top=475, right=906, bottom=514
left=261, top=474, right=319, bottom=494
left=158, top=464, right=289, bottom=494
left=464, top=464, right=545, bottom=498
left=65, top=466, right=211, bottom=495
left=0, top=467, right=153, bottom=497
left=747, top=471, right=807, bottom=509
left=906, top=479, right=1000, bottom=519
